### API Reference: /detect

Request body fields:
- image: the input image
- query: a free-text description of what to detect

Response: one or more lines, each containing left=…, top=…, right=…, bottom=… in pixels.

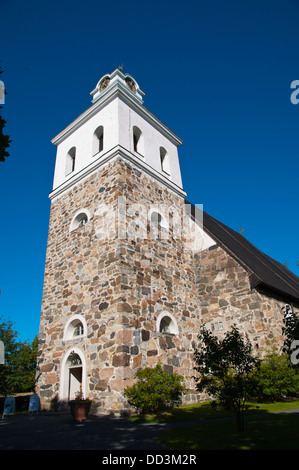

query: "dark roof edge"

left=185, top=200, right=299, bottom=303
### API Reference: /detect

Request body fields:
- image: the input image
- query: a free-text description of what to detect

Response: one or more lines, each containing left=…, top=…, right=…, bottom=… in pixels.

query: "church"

left=36, top=68, right=299, bottom=413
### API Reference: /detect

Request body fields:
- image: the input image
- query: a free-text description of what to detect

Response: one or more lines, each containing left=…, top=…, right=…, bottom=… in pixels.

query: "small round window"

left=156, top=312, right=178, bottom=335
left=64, top=315, right=87, bottom=341
left=70, top=209, right=90, bottom=232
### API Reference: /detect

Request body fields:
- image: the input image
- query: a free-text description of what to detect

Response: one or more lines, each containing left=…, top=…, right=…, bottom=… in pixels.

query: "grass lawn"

left=158, top=413, right=299, bottom=450
left=128, top=400, right=299, bottom=450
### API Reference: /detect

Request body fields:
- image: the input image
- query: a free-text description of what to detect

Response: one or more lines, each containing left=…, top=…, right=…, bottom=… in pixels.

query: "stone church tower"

left=36, top=68, right=299, bottom=413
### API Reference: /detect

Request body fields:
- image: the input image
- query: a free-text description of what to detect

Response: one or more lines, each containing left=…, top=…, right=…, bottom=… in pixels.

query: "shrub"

left=253, top=351, right=299, bottom=401
left=124, top=363, right=187, bottom=414
left=193, top=326, right=259, bottom=432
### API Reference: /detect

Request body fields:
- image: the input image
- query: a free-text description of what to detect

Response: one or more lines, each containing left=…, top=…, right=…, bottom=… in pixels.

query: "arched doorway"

left=61, top=348, right=86, bottom=402
left=68, top=352, right=82, bottom=399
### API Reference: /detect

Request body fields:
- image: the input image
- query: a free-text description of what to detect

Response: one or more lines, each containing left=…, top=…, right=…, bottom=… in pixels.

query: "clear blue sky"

left=1, top=0, right=299, bottom=342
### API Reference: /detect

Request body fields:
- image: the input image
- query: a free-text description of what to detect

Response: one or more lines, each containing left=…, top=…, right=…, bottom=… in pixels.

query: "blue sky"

left=0, top=0, right=299, bottom=342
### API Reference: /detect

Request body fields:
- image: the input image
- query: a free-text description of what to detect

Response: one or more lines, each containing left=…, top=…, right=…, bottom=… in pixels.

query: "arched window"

left=93, top=126, right=104, bottom=156
left=160, top=147, right=170, bottom=175
left=156, top=312, right=179, bottom=335
left=64, top=315, right=87, bottom=341
left=65, top=147, right=76, bottom=176
left=133, top=126, right=144, bottom=155
left=70, top=209, right=90, bottom=232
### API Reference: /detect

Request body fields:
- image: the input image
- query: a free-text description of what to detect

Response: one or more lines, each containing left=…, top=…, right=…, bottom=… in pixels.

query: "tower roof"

left=90, top=67, right=145, bottom=104
left=52, top=68, right=182, bottom=148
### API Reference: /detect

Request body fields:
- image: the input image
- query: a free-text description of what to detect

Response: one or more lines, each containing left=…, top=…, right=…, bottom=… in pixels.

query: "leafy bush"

left=193, top=326, right=260, bottom=432
left=124, top=363, right=187, bottom=414
left=253, top=351, right=299, bottom=402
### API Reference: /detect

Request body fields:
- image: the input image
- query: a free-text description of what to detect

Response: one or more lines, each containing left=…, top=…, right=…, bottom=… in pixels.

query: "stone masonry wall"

left=36, top=157, right=202, bottom=412
left=36, top=156, right=293, bottom=414
left=195, top=244, right=290, bottom=352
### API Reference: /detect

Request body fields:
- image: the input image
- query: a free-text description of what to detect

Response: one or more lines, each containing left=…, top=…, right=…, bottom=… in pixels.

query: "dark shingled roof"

left=187, top=201, right=299, bottom=304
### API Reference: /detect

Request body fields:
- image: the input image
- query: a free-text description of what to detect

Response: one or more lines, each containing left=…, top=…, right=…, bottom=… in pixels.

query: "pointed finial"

left=238, top=224, right=245, bottom=236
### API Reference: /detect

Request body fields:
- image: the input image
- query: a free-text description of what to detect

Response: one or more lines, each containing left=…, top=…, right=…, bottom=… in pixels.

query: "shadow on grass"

left=128, top=400, right=299, bottom=450
left=158, top=412, right=299, bottom=450
left=129, top=400, right=299, bottom=424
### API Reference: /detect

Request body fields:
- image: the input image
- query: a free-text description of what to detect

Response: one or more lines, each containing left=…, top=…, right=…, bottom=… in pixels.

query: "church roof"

left=188, top=202, right=299, bottom=304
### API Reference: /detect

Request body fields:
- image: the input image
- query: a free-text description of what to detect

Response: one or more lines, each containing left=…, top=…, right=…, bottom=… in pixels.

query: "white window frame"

left=63, top=315, right=87, bottom=342
left=70, top=209, right=91, bottom=232
left=156, top=312, right=179, bottom=335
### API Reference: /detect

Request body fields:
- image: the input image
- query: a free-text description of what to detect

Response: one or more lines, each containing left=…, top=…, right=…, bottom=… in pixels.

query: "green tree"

left=0, top=66, right=11, bottom=163
left=0, top=318, right=38, bottom=396
left=193, top=326, right=259, bottom=432
left=13, top=336, right=38, bottom=393
left=124, top=363, right=187, bottom=414
left=253, top=350, right=299, bottom=401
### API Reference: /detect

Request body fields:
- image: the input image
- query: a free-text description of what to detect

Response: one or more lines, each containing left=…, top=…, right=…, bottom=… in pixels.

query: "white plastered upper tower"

left=50, top=67, right=186, bottom=202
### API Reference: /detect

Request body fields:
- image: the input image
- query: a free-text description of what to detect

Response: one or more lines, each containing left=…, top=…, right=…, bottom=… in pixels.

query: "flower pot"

left=69, top=400, right=91, bottom=422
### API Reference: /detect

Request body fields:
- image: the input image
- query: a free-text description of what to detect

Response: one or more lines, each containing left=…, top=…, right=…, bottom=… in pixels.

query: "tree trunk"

left=236, top=409, right=244, bottom=432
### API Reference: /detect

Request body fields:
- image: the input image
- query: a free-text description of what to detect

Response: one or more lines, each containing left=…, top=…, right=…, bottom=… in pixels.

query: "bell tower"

left=37, top=68, right=207, bottom=413
left=50, top=67, right=185, bottom=201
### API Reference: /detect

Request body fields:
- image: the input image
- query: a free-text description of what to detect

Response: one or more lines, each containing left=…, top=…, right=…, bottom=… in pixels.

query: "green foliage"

left=0, top=317, right=38, bottom=396
left=193, top=326, right=259, bottom=432
left=124, top=363, right=187, bottom=414
left=253, top=351, right=299, bottom=401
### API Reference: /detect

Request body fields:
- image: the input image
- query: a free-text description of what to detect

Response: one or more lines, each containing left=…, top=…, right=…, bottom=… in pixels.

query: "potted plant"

left=68, top=392, right=92, bottom=422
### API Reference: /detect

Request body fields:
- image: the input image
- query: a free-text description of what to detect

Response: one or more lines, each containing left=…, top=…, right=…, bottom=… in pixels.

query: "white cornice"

left=51, top=83, right=183, bottom=148
left=49, top=145, right=187, bottom=202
